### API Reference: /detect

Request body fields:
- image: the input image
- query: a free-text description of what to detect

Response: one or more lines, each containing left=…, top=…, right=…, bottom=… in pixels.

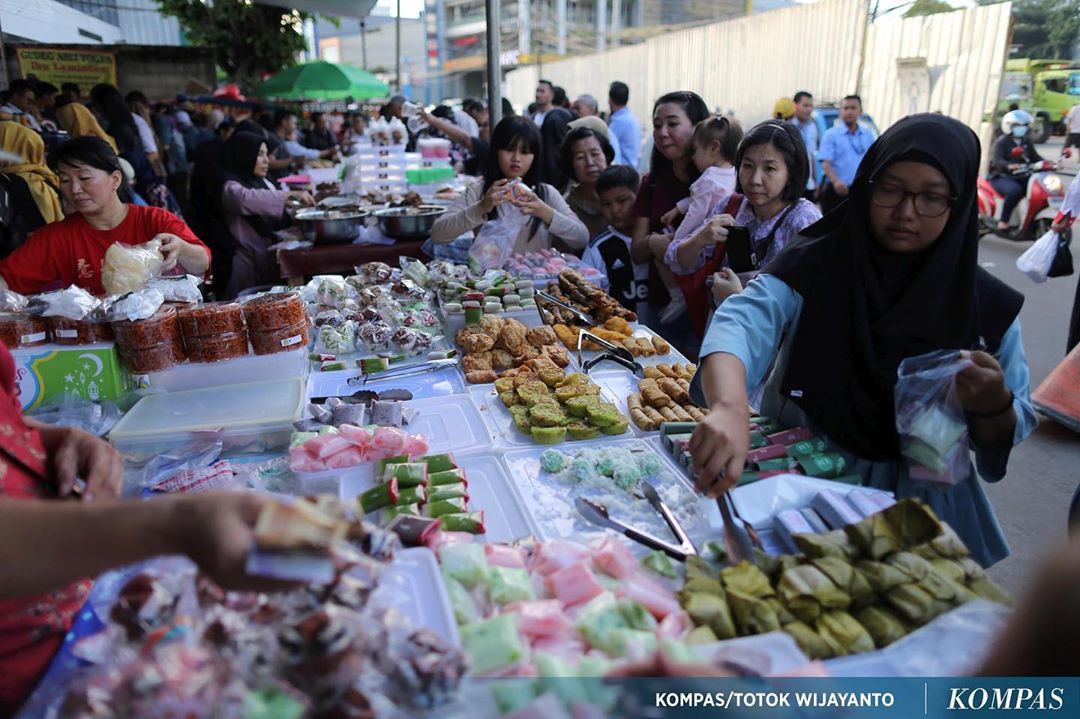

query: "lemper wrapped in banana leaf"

left=683, top=591, right=737, bottom=640
left=882, top=498, right=944, bottom=547
left=783, top=620, right=834, bottom=660
left=930, top=523, right=971, bottom=559
left=727, top=589, right=782, bottom=635
left=685, top=625, right=719, bottom=645
left=816, top=610, right=875, bottom=656
left=721, top=561, right=775, bottom=598
left=885, top=583, right=952, bottom=625
left=857, top=606, right=911, bottom=648
left=928, top=558, right=966, bottom=584
left=795, top=529, right=859, bottom=560
left=967, top=577, right=1012, bottom=606
left=887, top=551, right=933, bottom=582
left=778, top=564, right=851, bottom=622
left=766, top=597, right=796, bottom=625
left=845, top=513, right=903, bottom=560
left=812, top=556, right=875, bottom=608
left=854, top=559, right=912, bottom=593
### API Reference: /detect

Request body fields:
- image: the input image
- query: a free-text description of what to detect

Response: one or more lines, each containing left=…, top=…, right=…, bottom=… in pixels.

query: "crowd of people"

left=0, top=73, right=1078, bottom=711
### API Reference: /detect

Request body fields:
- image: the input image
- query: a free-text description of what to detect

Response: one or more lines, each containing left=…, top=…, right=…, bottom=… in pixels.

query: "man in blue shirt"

left=607, top=81, right=642, bottom=170
left=818, top=94, right=873, bottom=213
left=791, top=91, right=818, bottom=201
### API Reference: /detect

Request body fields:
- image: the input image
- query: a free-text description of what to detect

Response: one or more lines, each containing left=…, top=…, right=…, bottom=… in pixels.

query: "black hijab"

left=539, top=108, right=573, bottom=192
left=766, top=113, right=1023, bottom=461
left=219, top=131, right=289, bottom=237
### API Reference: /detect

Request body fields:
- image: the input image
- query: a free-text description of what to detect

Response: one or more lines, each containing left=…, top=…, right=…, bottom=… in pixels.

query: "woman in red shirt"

left=0, top=136, right=210, bottom=296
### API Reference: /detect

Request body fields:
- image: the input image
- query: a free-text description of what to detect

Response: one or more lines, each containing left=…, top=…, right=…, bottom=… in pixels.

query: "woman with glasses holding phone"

left=688, top=115, right=1037, bottom=568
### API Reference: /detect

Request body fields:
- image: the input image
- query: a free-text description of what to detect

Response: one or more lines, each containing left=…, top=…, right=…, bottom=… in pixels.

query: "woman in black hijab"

left=218, top=131, right=313, bottom=297
left=689, top=114, right=1037, bottom=567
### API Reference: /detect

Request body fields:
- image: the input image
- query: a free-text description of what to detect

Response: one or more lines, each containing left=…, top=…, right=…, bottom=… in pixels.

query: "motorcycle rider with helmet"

left=990, top=109, right=1046, bottom=233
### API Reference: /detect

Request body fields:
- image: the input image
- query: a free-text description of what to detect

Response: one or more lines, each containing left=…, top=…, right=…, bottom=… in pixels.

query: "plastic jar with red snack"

left=243, top=293, right=309, bottom=356
left=185, top=332, right=250, bottom=363
left=179, top=303, right=249, bottom=363
left=0, top=313, right=48, bottom=348
left=112, top=305, right=186, bottom=373
left=47, top=316, right=115, bottom=346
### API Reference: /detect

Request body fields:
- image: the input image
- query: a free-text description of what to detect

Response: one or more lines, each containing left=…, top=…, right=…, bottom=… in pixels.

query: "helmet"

left=1001, top=109, right=1033, bottom=136
left=773, top=97, right=796, bottom=121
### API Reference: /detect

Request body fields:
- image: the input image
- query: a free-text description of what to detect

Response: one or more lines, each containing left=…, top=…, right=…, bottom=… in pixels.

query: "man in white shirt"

left=532, top=80, right=554, bottom=127
left=0, top=80, right=42, bottom=131
left=1063, top=103, right=1080, bottom=161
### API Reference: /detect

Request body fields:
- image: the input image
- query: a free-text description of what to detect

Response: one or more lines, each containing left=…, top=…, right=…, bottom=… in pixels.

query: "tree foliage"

left=156, top=0, right=313, bottom=89
left=977, top=0, right=1080, bottom=58
left=903, top=0, right=954, bottom=19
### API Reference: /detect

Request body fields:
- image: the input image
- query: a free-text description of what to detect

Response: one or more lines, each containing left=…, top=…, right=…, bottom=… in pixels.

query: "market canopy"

left=253, top=0, right=377, bottom=19
left=255, top=61, right=390, bottom=100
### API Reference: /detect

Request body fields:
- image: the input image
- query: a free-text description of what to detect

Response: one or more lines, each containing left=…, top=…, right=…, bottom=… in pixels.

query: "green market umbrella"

left=255, top=61, right=389, bottom=101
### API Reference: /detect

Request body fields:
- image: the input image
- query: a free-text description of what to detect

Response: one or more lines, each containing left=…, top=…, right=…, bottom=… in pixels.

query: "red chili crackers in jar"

left=249, top=321, right=309, bottom=356
left=112, top=305, right=186, bottom=373
left=242, top=293, right=306, bottom=332
left=185, top=332, right=250, bottom=363
left=0, top=313, right=48, bottom=348
left=47, top=317, right=115, bottom=346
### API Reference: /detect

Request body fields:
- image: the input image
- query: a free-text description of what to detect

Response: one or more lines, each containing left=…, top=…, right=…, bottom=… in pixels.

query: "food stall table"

left=277, top=240, right=429, bottom=285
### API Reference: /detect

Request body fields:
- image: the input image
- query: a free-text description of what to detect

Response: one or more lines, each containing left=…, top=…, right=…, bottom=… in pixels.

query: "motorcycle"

left=977, top=160, right=1065, bottom=242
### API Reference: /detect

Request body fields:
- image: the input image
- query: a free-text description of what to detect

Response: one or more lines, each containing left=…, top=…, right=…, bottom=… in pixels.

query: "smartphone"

left=725, top=226, right=756, bottom=274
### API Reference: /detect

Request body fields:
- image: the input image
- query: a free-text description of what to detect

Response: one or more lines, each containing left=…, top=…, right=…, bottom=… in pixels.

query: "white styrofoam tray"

left=339, top=453, right=538, bottom=544
left=499, top=438, right=721, bottom=551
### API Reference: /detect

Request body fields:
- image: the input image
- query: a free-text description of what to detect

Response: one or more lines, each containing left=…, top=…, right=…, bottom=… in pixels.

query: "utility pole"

left=557, top=0, right=567, bottom=56
left=611, top=0, right=621, bottom=48
left=485, top=0, right=502, bottom=126
left=361, top=21, right=368, bottom=70
left=597, top=0, right=606, bottom=53
left=395, top=0, right=402, bottom=92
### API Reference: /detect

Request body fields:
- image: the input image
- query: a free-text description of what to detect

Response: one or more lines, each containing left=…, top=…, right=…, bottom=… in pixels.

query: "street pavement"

left=980, top=138, right=1078, bottom=597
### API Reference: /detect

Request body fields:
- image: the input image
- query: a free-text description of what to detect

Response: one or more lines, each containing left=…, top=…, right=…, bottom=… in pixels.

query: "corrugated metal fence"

left=504, top=0, right=1011, bottom=166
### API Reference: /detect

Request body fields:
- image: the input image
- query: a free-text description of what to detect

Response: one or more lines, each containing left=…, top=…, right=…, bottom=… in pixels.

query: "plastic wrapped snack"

left=0, top=289, right=28, bottom=313
left=185, top=332, right=250, bottom=363
left=250, top=320, right=309, bottom=355
left=30, top=286, right=100, bottom=321
left=108, top=288, right=166, bottom=323
left=47, top=316, right=114, bottom=345
left=101, top=240, right=164, bottom=295
left=242, top=292, right=306, bottom=332
left=148, top=274, right=203, bottom=304
left=0, top=313, right=48, bottom=348
left=178, top=302, right=246, bottom=339
left=316, top=321, right=357, bottom=355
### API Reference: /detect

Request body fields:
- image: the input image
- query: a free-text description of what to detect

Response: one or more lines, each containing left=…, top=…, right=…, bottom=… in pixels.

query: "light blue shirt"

left=608, top=107, right=642, bottom=170
left=818, top=122, right=874, bottom=186
left=282, top=139, right=322, bottom=160
left=694, top=273, right=1038, bottom=567
left=792, top=116, right=819, bottom=190
left=607, top=127, right=626, bottom=167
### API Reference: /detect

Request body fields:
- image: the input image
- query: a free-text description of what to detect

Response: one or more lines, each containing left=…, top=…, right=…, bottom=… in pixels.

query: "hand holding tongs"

left=362, top=358, right=458, bottom=383
left=575, top=481, right=697, bottom=561
left=537, top=290, right=594, bottom=326
left=577, top=330, right=644, bottom=376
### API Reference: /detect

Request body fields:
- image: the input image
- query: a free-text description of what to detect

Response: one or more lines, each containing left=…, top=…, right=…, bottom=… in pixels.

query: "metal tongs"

left=362, top=358, right=458, bottom=384
left=577, top=329, right=644, bottom=376
left=717, top=491, right=760, bottom=563
left=536, top=290, right=594, bottom=326
left=575, top=482, right=697, bottom=561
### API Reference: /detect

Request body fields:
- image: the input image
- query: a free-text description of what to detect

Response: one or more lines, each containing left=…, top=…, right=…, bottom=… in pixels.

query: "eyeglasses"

left=868, top=181, right=955, bottom=218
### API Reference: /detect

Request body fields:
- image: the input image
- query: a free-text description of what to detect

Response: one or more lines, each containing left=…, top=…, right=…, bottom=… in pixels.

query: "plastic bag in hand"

left=468, top=202, right=529, bottom=273
left=147, top=274, right=203, bottom=303
left=108, top=287, right=165, bottom=322
left=29, top=286, right=101, bottom=320
left=895, top=350, right=974, bottom=486
left=1015, top=230, right=1059, bottom=284
left=101, top=239, right=164, bottom=295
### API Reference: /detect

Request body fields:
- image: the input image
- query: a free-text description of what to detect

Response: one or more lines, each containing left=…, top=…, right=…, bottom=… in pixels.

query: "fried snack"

left=513, top=344, right=541, bottom=363
left=634, top=337, right=657, bottom=357
left=658, top=378, right=690, bottom=405
left=603, top=317, right=632, bottom=336
left=658, top=406, right=680, bottom=422
left=525, top=325, right=558, bottom=348
left=501, top=366, right=534, bottom=379
left=564, top=394, right=601, bottom=418
left=685, top=405, right=707, bottom=422
left=466, top=370, right=497, bottom=384
left=524, top=356, right=560, bottom=373
left=497, top=320, right=529, bottom=354
left=513, top=372, right=538, bottom=387
left=494, top=377, right=516, bottom=394
left=627, top=393, right=658, bottom=431
left=651, top=335, right=671, bottom=354
left=676, top=378, right=692, bottom=395
left=490, top=349, right=516, bottom=371
left=508, top=405, right=532, bottom=431
left=529, top=403, right=567, bottom=427
left=586, top=403, right=622, bottom=427
left=456, top=327, right=496, bottom=353
left=555, top=383, right=600, bottom=403
left=541, top=344, right=570, bottom=368
left=566, top=421, right=601, bottom=440
left=643, top=366, right=662, bottom=380
left=643, top=405, right=667, bottom=425
left=592, top=327, right=631, bottom=344
left=654, top=363, right=677, bottom=379
left=669, top=404, right=693, bottom=422
left=530, top=426, right=567, bottom=444
left=461, top=352, right=493, bottom=372
left=553, top=323, right=579, bottom=348
left=499, top=391, right=521, bottom=407
left=478, top=314, right=505, bottom=339
left=639, top=379, right=673, bottom=409
left=538, top=366, right=566, bottom=388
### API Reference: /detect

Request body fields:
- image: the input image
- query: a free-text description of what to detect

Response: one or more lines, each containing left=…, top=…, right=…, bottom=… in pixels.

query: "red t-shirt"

left=0, top=205, right=210, bottom=296
left=632, top=165, right=692, bottom=234
left=0, top=343, right=89, bottom=715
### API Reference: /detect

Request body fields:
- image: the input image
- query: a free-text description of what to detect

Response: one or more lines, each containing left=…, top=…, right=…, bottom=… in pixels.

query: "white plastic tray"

left=500, top=438, right=720, bottom=551
left=339, top=453, right=538, bottom=543
left=307, top=366, right=466, bottom=401
left=467, top=381, right=624, bottom=447
left=369, top=547, right=459, bottom=646
left=145, top=348, right=309, bottom=393
left=405, top=394, right=494, bottom=455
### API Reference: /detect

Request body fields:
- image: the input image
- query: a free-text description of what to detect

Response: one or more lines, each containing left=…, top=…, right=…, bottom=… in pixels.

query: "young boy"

left=581, top=166, right=650, bottom=320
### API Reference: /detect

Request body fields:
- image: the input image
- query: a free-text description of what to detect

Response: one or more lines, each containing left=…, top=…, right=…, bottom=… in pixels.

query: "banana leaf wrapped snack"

left=855, top=560, right=911, bottom=593
left=721, top=561, right=775, bottom=598
left=777, top=564, right=851, bottom=622
left=811, top=557, right=875, bottom=609
left=885, top=583, right=952, bottom=625
left=857, top=606, right=911, bottom=648
left=880, top=499, right=943, bottom=547
left=794, top=529, right=859, bottom=561
left=845, top=513, right=903, bottom=560
left=727, top=589, right=782, bottom=636
left=815, top=610, right=875, bottom=656
left=783, top=620, right=834, bottom=659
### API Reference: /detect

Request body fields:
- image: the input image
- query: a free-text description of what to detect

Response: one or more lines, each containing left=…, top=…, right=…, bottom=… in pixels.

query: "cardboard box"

left=11, top=343, right=133, bottom=411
